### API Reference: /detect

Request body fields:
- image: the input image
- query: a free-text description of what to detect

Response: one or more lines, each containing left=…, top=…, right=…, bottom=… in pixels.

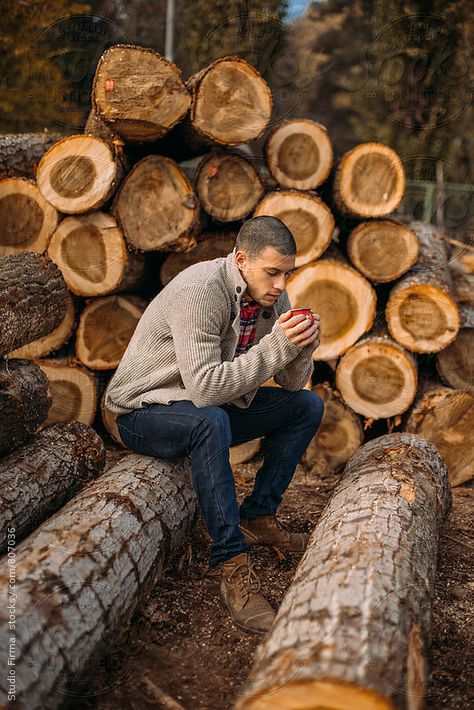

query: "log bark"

left=405, top=379, right=474, bottom=486
left=436, top=302, right=474, bottom=394
left=0, top=453, right=196, bottom=709
left=386, top=221, right=461, bottom=353
left=194, top=150, right=264, bottom=222
left=301, top=383, right=364, bottom=476
left=112, top=155, right=200, bottom=252
left=236, top=432, right=451, bottom=710
left=0, top=252, right=69, bottom=356
left=7, top=292, right=76, bottom=359
left=0, top=359, right=51, bottom=456
left=36, top=358, right=99, bottom=427
left=46, top=212, right=146, bottom=296
left=92, top=44, right=190, bottom=142
left=0, top=177, right=60, bottom=257
left=36, top=134, right=125, bottom=214
left=159, top=231, right=237, bottom=286
left=286, top=244, right=377, bottom=361
left=75, top=294, right=147, bottom=369
left=0, top=421, right=105, bottom=551
left=347, top=219, right=420, bottom=283
left=264, top=118, right=333, bottom=190
left=253, top=190, right=335, bottom=268
left=335, top=320, right=418, bottom=418
left=332, top=142, right=405, bottom=218
left=0, top=131, right=65, bottom=179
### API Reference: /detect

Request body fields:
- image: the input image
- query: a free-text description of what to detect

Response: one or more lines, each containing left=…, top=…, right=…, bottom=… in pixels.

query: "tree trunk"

left=92, top=45, right=190, bottom=142
left=7, top=292, right=76, bottom=359
left=386, top=221, right=460, bottom=353
left=405, top=379, right=474, bottom=487
left=332, top=142, right=406, bottom=218
left=36, top=135, right=125, bottom=214
left=0, top=453, right=196, bottom=709
left=0, top=359, right=51, bottom=455
left=112, top=155, right=200, bottom=252
left=236, top=432, right=451, bottom=710
left=0, top=421, right=105, bottom=551
left=347, top=219, right=420, bottom=283
left=301, top=383, right=364, bottom=476
left=46, top=212, right=147, bottom=296
left=253, top=190, right=335, bottom=268
left=436, top=303, right=474, bottom=394
left=159, top=231, right=237, bottom=286
left=75, top=294, right=147, bottom=370
left=264, top=118, right=333, bottom=191
left=335, top=321, right=418, bottom=418
left=0, top=177, right=60, bottom=257
left=286, top=244, right=377, bottom=361
left=0, top=131, right=65, bottom=179
left=0, top=252, right=69, bottom=356
left=35, top=358, right=99, bottom=427
left=194, top=150, right=264, bottom=222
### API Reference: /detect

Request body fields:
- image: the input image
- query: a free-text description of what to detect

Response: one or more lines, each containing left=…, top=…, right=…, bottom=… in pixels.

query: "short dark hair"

left=235, top=216, right=296, bottom=260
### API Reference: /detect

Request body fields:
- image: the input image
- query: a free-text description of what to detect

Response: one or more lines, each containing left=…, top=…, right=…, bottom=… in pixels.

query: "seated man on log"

left=105, top=216, right=323, bottom=634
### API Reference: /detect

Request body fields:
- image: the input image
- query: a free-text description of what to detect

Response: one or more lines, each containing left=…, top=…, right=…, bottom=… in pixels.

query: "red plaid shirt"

left=234, top=295, right=261, bottom=357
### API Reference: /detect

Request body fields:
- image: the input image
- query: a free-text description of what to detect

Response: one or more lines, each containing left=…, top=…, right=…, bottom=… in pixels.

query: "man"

left=105, top=215, right=324, bottom=634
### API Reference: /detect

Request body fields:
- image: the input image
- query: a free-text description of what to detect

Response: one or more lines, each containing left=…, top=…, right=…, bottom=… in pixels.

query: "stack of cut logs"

left=0, top=43, right=469, bottom=709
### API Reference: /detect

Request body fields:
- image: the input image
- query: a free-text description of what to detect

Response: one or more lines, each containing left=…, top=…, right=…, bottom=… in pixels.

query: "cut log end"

left=347, top=220, right=420, bottom=283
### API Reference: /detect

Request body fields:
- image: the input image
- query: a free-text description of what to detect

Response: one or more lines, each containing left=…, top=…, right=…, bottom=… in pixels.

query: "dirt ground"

left=69, top=445, right=473, bottom=710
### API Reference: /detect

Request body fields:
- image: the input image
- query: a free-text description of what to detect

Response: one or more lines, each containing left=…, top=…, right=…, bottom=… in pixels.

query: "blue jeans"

left=116, top=386, right=324, bottom=567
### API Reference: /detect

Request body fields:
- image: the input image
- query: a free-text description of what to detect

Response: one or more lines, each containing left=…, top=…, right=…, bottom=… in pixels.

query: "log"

left=0, top=421, right=105, bottom=552
left=7, top=292, right=76, bottom=359
left=405, top=380, right=474, bottom=487
left=75, top=294, right=147, bottom=369
left=0, top=359, right=51, bottom=456
left=286, top=244, right=377, bottom=361
left=253, top=190, right=335, bottom=268
left=92, top=44, right=190, bottom=142
left=36, top=358, right=98, bottom=427
left=335, top=321, right=418, bottom=418
left=0, top=252, right=69, bottom=356
left=46, top=212, right=147, bottom=296
left=229, top=439, right=263, bottom=466
left=436, top=303, right=474, bottom=394
left=36, top=134, right=125, bottom=214
left=100, top=387, right=125, bottom=446
left=347, top=220, right=420, bottom=283
left=159, top=231, right=236, bottom=286
left=386, top=221, right=460, bottom=353
left=0, top=178, right=60, bottom=257
left=0, top=131, right=65, bottom=179
left=236, top=432, right=451, bottom=710
left=194, top=150, right=264, bottom=222
left=333, top=142, right=405, bottom=217
left=0, top=454, right=196, bottom=709
left=264, top=119, right=333, bottom=190
left=301, top=383, right=364, bottom=476
left=112, top=155, right=200, bottom=252
left=449, top=246, right=474, bottom=303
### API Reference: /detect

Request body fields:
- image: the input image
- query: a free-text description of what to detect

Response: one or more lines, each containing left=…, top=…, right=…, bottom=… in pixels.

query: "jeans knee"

left=198, top=406, right=232, bottom=445
left=296, top=390, right=325, bottom=428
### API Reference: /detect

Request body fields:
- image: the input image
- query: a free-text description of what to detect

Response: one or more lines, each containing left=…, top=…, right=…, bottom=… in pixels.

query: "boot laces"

left=227, top=559, right=261, bottom=599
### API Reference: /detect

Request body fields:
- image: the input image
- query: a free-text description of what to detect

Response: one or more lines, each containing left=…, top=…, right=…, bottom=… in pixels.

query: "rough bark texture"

left=0, top=132, right=65, bottom=179
left=0, top=454, right=197, bottom=709
left=0, top=252, right=69, bottom=356
left=0, top=421, right=105, bottom=551
left=236, top=433, right=451, bottom=710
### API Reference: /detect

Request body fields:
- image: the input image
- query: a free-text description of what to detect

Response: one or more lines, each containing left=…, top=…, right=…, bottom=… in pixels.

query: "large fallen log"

left=0, top=252, right=69, bottom=356
left=0, top=421, right=105, bottom=551
left=0, top=131, right=65, bottom=179
left=0, top=454, right=196, bottom=709
left=236, top=432, right=451, bottom=710
left=0, top=359, right=51, bottom=456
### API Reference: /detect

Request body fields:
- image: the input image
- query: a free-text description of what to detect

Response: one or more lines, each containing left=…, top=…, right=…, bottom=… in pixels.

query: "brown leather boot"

left=239, top=514, right=309, bottom=553
left=219, top=552, right=275, bottom=634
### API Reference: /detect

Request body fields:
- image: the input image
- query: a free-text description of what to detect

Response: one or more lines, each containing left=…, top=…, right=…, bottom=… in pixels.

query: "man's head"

left=234, top=216, right=296, bottom=307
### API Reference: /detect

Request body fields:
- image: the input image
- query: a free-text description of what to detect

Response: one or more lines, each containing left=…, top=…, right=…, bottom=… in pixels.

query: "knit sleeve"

left=273, top=290, right=316, bottom=391
left=168, top=284, right=302, bottom=408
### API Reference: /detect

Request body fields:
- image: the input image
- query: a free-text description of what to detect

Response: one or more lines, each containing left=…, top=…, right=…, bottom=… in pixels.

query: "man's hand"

left=278, top=310, right=321, bottom=350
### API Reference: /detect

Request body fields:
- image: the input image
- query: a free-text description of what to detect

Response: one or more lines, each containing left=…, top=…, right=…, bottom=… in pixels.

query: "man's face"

left=234, top=246, right=296, bottom=307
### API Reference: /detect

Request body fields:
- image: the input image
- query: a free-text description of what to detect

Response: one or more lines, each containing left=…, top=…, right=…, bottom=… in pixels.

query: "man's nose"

left=274, top=275, right=286, bottom=291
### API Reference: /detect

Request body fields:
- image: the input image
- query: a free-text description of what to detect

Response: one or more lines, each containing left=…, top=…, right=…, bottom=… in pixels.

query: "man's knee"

left=295, top=389, right=325, bottom=428
left=198, top=406, right=232, bottom=444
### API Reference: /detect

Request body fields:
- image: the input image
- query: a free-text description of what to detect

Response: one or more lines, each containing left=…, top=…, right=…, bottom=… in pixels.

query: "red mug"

left=290, top=308, right=314, bottom=326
